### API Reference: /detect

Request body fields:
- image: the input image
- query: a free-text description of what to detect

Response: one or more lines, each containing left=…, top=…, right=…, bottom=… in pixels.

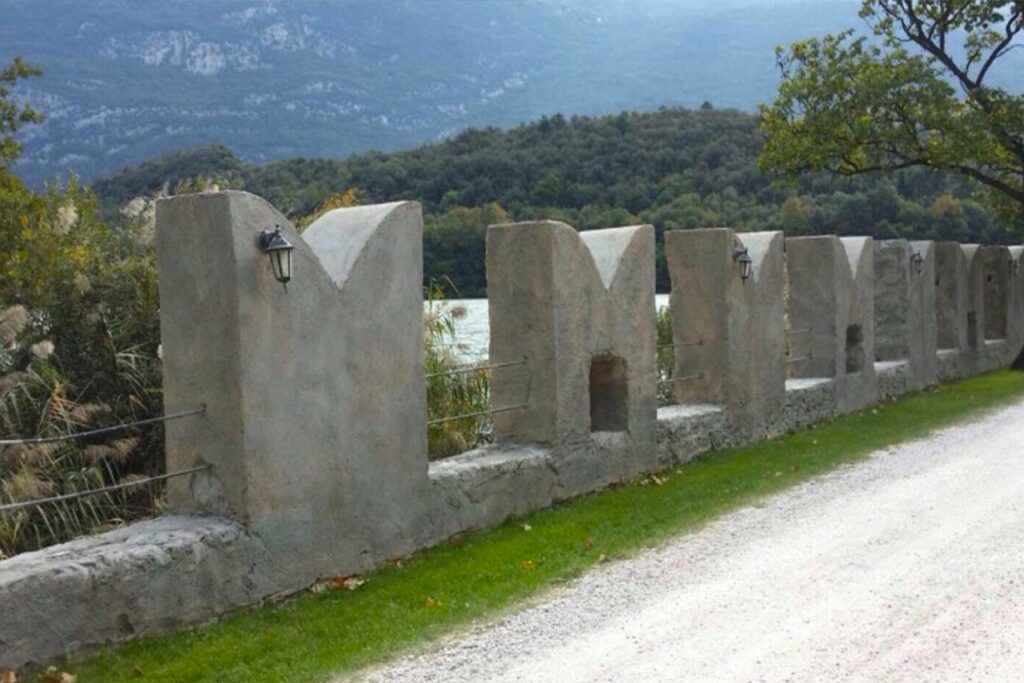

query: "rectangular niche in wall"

left=589, top=354, right=628, bottom=432
left=845, top=324, right=864, bottom=374
left=967, top=312, right=979, bottom=348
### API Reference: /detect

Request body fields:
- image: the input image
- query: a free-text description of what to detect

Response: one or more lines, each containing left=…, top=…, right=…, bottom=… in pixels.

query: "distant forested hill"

left=92, top=107, right=1019, bottom=295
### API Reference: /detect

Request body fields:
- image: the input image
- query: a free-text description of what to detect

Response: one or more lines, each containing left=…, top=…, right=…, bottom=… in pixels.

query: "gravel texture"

left=351, top=397, right=1024, bottom=682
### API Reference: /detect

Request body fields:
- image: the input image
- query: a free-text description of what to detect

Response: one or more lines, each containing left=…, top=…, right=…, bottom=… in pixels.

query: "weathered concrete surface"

left=486, top=221, right=657, bottom=495
left=935, top=242, right=969, bottom=353
left=655, top=404, right=729, bottom=468
left=1010, top=246, right=1024, bottom=362
left=157, top=193, right=434, bottom=587
left=937, top=348, right=966, bottom=383
left=0, top=516, right=272, bottom=669
left=785, top=236, right=876, bottom=415
left=910, top=241, right=939, bottom=387
left=874, top=240, right=937, bottom=391
left=979, top=246, right=1012, bottom=371
left=875, top=360, right=909, bottom=401
left=784, top=378, right=836, bottom=431
left=963, top=245, right=986, bottom=374
left=665, top=229, right=786, bottom=438
left=428, top=445, right=557, bottom=539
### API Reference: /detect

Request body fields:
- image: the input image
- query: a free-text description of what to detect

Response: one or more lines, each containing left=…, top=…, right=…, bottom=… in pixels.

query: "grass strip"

left=65, top=370, right=1024, bottom=683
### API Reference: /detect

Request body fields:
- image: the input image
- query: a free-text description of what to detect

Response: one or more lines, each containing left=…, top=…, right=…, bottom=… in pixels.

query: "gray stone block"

left=875, top=360, right=909, bottom=400
left=0, top=516, right=271, bottom=669
left=655, top=404, right=730, bottom=468
left=784, top=378, right=837, bottom=431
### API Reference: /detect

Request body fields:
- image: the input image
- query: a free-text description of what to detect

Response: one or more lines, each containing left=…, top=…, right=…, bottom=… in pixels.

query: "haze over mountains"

left=5, top=0, right=1017, bottom=187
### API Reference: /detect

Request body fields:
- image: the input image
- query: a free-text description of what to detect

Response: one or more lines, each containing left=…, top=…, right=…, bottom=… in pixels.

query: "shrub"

left=0, top=173, right=162, bottom=557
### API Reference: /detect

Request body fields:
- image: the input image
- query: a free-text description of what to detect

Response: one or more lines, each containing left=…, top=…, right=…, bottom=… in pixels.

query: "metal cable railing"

left=1, top=405, right=207, bottom=513
left=427, top=403, right=529, bottom=426
left=0, top=465, right=210, bottom=513
left=426, top=358, right=526, bottom=379
left=426, top=356, right=530, bottom=429
left=0, top=405, right=207, bottom=446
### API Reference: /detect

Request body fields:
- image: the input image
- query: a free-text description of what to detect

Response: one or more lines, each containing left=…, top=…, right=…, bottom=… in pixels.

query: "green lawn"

left=64, top=370, right=1024, bottom=683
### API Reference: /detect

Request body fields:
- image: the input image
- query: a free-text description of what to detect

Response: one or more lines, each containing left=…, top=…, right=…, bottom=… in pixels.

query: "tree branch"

left=976, top=11, right=1023, bottom=86
left=955, top=165, right=1024, bottom=204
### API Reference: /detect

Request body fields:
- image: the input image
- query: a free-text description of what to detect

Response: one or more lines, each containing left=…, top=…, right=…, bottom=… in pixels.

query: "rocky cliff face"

left=4, top=0, right=1020, bottom=186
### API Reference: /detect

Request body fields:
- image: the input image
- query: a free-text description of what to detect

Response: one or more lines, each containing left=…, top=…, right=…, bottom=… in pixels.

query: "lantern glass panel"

left=272, top=249, right=291, bottom=284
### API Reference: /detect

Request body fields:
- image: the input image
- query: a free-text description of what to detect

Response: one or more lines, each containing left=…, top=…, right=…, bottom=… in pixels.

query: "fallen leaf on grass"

left=311, top=575, right=365, bottom=593
left=132, top=666, right=144, bottom=678
left=522, top=523, right=532, bottom=532
left=598, top=553, right=608, bottom=563
left=519, top=559, right=536, bottom=570
left=39, top=668, right=76, bottom=683
left=424, top=596, right=443, bottom=608
left=584, top=535, right=595, bottom=549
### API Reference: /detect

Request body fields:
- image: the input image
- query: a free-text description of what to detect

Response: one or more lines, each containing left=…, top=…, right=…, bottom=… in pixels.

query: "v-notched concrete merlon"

left=2, top=191, right=1023, bottom=671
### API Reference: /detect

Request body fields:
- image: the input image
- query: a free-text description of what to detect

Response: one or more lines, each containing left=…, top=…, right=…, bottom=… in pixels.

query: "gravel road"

left=351, top=398, right=1024, bottom=682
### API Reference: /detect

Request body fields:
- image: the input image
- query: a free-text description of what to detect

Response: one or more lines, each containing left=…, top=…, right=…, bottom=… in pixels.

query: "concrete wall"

left=156, top=192, right=434, bottom=589
left=785, top=236, right=877, bottom=414
left=663, top=229, right=786, bottom=439
left=874, top=240, right=937, bottom=391
left=486, top=221, right=657, bottom=494
left=981, top=246, right=1011, bottom=343
left=935, top=242, right=969, bottom=352
left=1010, top=247, right=1024, bottom=363
left=2, top=192, right=1021, bottom=671
left=964, top=244, right=986, bottom=372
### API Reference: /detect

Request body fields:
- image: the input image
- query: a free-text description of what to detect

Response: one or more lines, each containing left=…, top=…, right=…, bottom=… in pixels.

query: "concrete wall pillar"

left=156, top=191, right=433, bottom=586
left=910, top=241, right=938, bottom=388
left=784, top=235, right=877, bottom=414
left=963, top=245, right=987, bottom=370
left=1009, top=246, right=1024, bottom=362
left=487, top=221, right=656, bottom=493
left=664, top=229, right=785, bottom=437
left=874, top=240, right=937, bottom=391
left=785, top=236, right=844, bottom=380
left=980, top=246, right=1011, bottom=342
left=935, top=242, right=969, bottom=352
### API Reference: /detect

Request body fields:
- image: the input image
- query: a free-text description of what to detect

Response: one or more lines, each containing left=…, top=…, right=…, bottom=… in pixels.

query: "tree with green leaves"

left=1, top=57, right=43, bottom=168
left=759, top=1, right=1024, bottom=226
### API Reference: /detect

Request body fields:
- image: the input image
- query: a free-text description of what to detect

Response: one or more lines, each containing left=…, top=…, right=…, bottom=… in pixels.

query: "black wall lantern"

left=258, top=225, right=294, bottom=289
left=733, top=246, right=753, bottom=281
left=910, top=251, right=924, bottom=275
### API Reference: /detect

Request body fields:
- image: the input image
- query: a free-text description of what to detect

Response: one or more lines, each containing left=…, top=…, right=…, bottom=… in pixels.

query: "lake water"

left=431, top=295, right=671, bottom=361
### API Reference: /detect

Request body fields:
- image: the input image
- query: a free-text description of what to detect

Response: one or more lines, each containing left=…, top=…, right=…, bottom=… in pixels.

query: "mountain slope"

left=3, top=0, right=873, bottom=185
